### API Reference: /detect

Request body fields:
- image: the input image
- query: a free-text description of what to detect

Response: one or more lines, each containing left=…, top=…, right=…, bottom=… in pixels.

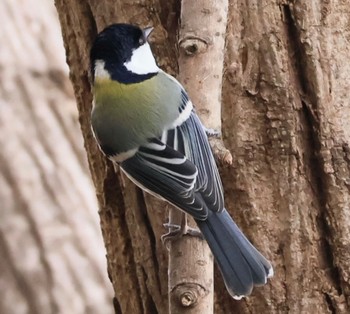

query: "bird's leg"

left=161, top=213, right=203, bottom=244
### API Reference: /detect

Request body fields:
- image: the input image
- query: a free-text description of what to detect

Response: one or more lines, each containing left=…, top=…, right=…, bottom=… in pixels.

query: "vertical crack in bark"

left=136, top=189, right=162, bottom=298
left=301, top=102, right=342, bottom=295
left=324, top=292, right=337, bottom=314
left=113, top=296, right=122, bottom=314
left=104, top=166, right=126, bottom=216
left=140, top=266, right=159, bottom=314
left=283, top=1, right=343, bottom=304
left=158, top=0, right=180, bottom=64
left=282, top=4, right=308, bottom=95
left=318, top=235, right=342, bottom=296
left=84, top=1, right=97, bottom=37
left=277, top=243, right=290, bottom=313
left=103, top=166, right=144, bottom=313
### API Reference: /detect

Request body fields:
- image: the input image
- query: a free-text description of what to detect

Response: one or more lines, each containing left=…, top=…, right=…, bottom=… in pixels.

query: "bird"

left=89, top=23, right=273, bottom=299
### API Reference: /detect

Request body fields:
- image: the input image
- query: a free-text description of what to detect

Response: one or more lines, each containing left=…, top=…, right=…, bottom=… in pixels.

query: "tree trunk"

left=0, top=0, right=113, bottom=313
left=55, top=0, right=350, bottom=313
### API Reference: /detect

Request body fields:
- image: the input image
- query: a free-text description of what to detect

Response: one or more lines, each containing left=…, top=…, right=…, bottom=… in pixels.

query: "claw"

left=203, top=126, right=221, bottom=138
left=161, top=214, right=203, bottom=245
left=161, top=223, right=182, bottom=244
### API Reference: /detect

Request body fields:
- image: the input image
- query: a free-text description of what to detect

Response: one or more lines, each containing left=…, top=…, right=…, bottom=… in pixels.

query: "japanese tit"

left=90, top=23, right=273, bottom=299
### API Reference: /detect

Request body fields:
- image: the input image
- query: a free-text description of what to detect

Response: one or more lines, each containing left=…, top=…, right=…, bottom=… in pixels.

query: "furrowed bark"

left=218, top=0, right=350, bottom=312
left=168, top=0, right=229, bottom=313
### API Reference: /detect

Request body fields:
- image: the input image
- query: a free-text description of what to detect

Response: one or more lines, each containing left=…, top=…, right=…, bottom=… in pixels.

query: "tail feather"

left=196, top=209, right=273, bottom=299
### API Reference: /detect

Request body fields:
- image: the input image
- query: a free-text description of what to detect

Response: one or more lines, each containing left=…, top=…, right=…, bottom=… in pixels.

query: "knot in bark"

left=181, top=291, right=196, bottom=307
left=172, top=283, right=207, bottom=308
left=179, top=36, right=209, bottom=56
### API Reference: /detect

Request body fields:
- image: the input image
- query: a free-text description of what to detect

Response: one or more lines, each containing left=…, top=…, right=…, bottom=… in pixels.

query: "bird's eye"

left=138, top=36, right=145, bottom=45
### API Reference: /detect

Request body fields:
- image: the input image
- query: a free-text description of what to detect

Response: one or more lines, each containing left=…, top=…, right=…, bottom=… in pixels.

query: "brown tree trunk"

left=55, top=0, right=350, bottom=313
left=0, top=0, right=113, bottom=313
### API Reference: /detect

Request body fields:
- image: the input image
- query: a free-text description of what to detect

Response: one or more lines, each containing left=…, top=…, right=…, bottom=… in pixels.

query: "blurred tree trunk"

left=0, top=0, right=113, bottom=313
left=55, top=0, right=350, bottom=313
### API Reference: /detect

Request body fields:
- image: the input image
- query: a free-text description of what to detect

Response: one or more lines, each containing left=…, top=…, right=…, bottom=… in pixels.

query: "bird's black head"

left=90, top=23, right=158, bottom=84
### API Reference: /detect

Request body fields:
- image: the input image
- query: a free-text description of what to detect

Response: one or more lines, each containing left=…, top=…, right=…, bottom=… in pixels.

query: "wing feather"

left=165, top=111, right=224, bottom=212
left=121, top=139, right=208, bottom=219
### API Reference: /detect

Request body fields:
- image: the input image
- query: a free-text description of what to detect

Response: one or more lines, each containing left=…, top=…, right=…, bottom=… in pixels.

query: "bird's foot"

left=161, top=222, right=203, bottom=245
left=203, top=127, right=221, bottom=138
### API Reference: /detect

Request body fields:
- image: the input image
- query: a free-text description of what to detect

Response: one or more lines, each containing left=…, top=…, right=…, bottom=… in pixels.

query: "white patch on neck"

left=94, top=60, right=111, bottom=79
left=124, top=43, right=159, bottom=75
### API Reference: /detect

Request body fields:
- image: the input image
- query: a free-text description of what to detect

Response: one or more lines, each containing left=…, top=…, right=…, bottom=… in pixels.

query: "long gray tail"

left=196, top=209, right=273, bottom=299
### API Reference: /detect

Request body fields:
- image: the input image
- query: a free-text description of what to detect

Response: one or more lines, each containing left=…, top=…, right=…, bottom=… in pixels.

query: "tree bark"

left=0, top=0, right=113, bottom=313
left=55, top=0, right=350, bottom=313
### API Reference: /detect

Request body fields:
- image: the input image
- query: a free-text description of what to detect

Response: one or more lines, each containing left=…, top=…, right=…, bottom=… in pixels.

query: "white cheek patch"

left=94, top=60, right=111, bottom=79
left=124, top=43, right=159, bottom=75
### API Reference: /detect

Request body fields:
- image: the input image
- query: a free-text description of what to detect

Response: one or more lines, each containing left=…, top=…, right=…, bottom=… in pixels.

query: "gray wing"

left=120, top=138, right=209, bottom=220
left=162, top=109, right=225, bottom=213
left=120, top=87, right=224, bottom=219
